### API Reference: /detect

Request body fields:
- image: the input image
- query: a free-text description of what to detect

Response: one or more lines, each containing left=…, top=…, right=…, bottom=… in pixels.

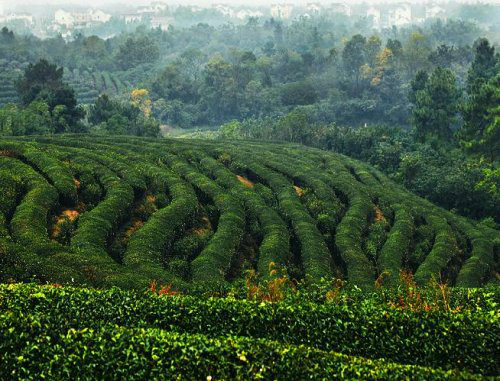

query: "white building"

left=329, top=3, right=351, bottom=17
left=388, top=3, right=412, bottom=27
left=54, top=10, right=74, bottom=27
left=54, top=9, right=111, bottom=28
left=150, top=16, right=171, bottom=30
left=0, top=3, right=4, bottom=16
left=236, top=9, right=264, bottom=20
left=367, top=7, right=381, bottom=29
left=1, top=13, right=34, bottom=25
left=137, top=2, right=168, bottom=15
left=90, top=10, right=111, bottom=23
left=270, top=4, right=294, bottom=19
left=212, top=4, right=235, bottom=18
left=152, top=2, right=169, bottom=12
left=425, top=4, right=446, bottom=20
left=306, top=3, right=322, bottom=14
left=121, top=14, right=142, bottom=24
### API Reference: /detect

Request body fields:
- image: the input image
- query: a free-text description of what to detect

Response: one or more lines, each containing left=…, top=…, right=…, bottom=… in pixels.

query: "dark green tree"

left=342, top=34, right=367, bottom=93
left=466, top=38, right=497, bottom=93
left=115, top=37, right=160, bottom=69
left=408, top=70, right=428, bottom=104
left=16, top=59, right=84, bottom=133
left=459, top=39, right=499, bottom=155
left=411, top=67, right=460, bottom=141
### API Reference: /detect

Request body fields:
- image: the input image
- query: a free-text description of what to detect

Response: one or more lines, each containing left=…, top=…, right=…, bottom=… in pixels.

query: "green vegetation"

left=0, top=135, right=498, bottom=289
left=1, top=8, right=499, bottom=379
left=0, top=24, right=498, bottom=226
left=1, top=283, right=499, bottom=380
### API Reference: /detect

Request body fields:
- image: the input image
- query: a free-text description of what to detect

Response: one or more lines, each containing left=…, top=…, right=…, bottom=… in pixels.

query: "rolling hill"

left=0, top=135, right=498, bottom=289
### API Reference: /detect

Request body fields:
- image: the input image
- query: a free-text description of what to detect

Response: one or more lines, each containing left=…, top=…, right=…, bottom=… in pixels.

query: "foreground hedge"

left=1, top=284, right=499, bottom=376
left=1, top=311, right=489, bottom=381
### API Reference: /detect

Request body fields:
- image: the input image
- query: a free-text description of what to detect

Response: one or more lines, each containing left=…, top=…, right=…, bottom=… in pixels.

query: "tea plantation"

left=1, top=283, right=499, bottom=380
left=0, top=135, right=499, bottom=289
left=1, top=135, right=500, bottom=380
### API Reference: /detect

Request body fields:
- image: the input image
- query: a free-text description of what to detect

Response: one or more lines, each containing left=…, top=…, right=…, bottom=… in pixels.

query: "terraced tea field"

left=0, top=135, right=498, bottom=289
left=0, top=61, right=128, bottom=107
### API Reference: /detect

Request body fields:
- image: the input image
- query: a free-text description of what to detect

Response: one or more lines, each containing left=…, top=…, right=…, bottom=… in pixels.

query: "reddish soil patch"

left=51, top=209, right=80, bottom=238
left=0, top=150, right=19, bottom=158
left=237, top=175, right=254, bottom=188
left=190, top=215, right=212, bottom=236
left=124, top=219, right=145, bottom=240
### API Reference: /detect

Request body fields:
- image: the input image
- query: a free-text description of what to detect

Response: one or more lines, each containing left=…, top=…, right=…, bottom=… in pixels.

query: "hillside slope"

left=0, top=135, right=498, bottom=289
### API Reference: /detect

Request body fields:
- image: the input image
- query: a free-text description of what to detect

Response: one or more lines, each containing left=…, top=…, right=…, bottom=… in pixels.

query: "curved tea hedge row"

left=0, top=135, right=498, bottom=289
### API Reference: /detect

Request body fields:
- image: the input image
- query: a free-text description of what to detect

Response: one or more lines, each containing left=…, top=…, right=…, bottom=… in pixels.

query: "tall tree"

left=461, top=75, right=500, bottom=159
left=342, top=34, right=367, bottom=93
left=411, top=67, right=460, bottom=141
left=459, top=39, right=499, bottom=152
left=466, top=38, right=497, bottom=93
left=16, top=59, right=84, bottom=133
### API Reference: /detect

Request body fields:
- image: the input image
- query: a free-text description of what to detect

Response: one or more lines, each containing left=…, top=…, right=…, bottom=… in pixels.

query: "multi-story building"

left=306, top=3, right=322, bottom=15
left=150, top=15, right=172, bottom=30
left=388, top=3, right=412, bottom=27
left=329, top=3, right=351, bottom=17
left=54, top=9, right=111, bottom=29
left=236, top=9, right=264, bottom=20
left=425, top=3, right=446, bottom=20
left=212, top=4, right=235, bottom=18
left=367, top=6, right=381, bottom=29
left=121, top=14, right=142, bottom=24
left=0, top=13, right=34, bottom=25
left=270, top=4, right=294, bottom=19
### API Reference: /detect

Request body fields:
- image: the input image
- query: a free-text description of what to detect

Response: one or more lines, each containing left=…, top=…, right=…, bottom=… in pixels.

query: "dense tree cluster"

left=0, top=16, right=498, bottom=222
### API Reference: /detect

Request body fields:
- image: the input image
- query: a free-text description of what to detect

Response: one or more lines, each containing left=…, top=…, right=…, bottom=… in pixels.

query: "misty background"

left=1, top=0, right=500, bottom=223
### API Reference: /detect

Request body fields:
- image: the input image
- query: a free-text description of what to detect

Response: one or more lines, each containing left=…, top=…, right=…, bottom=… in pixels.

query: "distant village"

left=0, top=1, right=488, bottom=40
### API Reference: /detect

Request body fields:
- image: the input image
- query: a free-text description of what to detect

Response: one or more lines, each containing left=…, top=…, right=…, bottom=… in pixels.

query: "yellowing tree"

left=130, top=89, right=152, bottom=117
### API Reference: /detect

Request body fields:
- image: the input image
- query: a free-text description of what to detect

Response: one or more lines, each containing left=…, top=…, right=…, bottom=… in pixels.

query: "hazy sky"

left=5, top=0, right=500, bottom=6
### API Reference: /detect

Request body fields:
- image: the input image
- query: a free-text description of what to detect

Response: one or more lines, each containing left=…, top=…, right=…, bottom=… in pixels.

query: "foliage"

left=15, top=59, right=84, bottom=133
left=0, top=135, right=497, bottom=290
left=88, top=93, right=160, bottom=137
left=115, top=36, right=160, bottom=70
left=0, top=283, right=499, bottom=379
left=410, top=67, right=461, bottom=141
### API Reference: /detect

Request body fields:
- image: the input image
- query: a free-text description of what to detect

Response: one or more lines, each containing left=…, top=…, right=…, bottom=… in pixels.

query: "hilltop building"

left=121, top=14, right=142, bottom=24
left=306, top=3, right=322, bottom=14
left=425, top=3, right=446, bottom=19
left=328, top=3, right=351, bottom=17
left=388, top=3, right=412, bottom=27
left=270, top=4, right=294, bottom=19
left=150, top=15, right=172, bottom=30
left=236, top=9, right=264, bottom=20
left=0, top=13, right=34, bottom=25
left=212, top=4, right=235, bottom=18
left=54, top=9, right=111, bottom=28
left=137, top=2, right=169, bottom=16
left=367, top=6, right=381, bottom=29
